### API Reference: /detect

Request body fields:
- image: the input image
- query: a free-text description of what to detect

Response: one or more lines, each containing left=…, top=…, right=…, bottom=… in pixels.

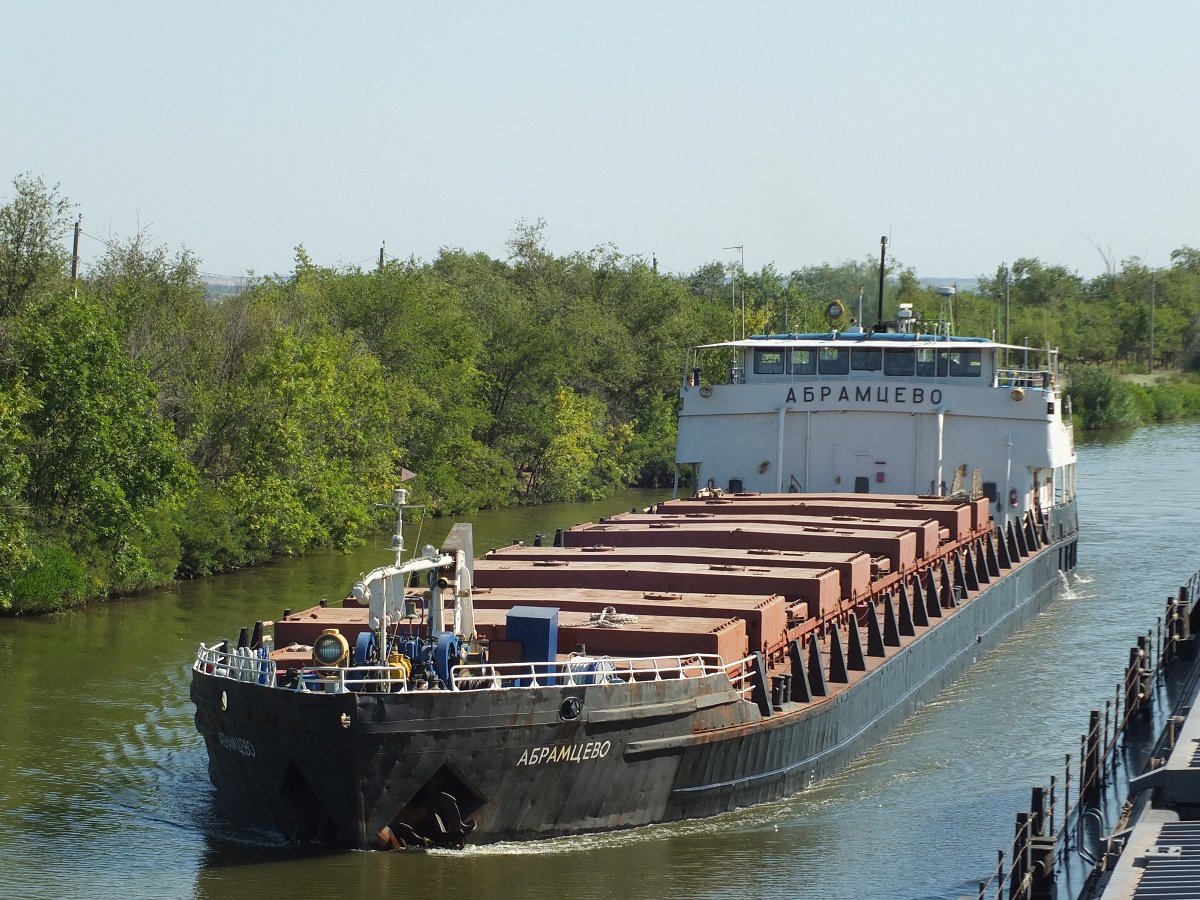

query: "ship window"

left=916, top=349, right=949, bottom=377
left=916, top=345, right=936, bottom=374
left=947, top=349, right=982, bottom=377
left=754, top=349, right=786, bottom=374
left=790, top=348, right=816, bottom=375
left=884, top=348, right=915, bottom=376
left=851, top=349, right=882, bottom=371
left=818, top=347, right=849, bottom=375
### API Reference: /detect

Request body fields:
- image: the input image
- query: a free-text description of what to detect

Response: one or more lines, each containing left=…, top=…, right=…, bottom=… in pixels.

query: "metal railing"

left=196, top=643, right=753, bottom=698
left=973, top=567, right=1200, bottom=899
left=996, top=368, right=1052, bottom=390
left=450, top=654, right=741, bottom=692
left=194, top=643, right=276, bottom=685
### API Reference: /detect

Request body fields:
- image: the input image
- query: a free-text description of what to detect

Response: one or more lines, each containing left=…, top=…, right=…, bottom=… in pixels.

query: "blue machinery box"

left=506, top=606, right=559, bottom=684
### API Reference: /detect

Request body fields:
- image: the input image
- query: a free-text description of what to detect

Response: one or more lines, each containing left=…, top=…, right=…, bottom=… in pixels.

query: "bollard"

left=770, top=675, right=785, bottom=709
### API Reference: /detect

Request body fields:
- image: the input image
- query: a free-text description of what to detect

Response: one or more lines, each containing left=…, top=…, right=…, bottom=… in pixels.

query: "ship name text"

left=786, top=385, right=943, bottom=406
left=218, top=732, right=256, bottom=758
left=517, top=740, right=612, bottom=766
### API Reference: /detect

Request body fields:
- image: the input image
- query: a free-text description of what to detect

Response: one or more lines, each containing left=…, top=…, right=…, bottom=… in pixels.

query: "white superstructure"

left=675, top=329, right=1076, bottom=525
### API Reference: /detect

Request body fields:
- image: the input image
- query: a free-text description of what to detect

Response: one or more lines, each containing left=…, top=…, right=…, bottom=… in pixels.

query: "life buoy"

left=1009, top=488, right=1019, bottom=506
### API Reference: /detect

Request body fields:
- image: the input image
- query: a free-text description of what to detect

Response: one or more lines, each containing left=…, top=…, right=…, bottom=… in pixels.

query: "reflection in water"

left=3, top=426, right=1200, bottom=900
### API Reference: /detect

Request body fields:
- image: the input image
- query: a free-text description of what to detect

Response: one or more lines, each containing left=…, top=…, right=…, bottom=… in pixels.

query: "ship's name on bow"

left=517, top=740, right=611, bottom=766
left=218, top=732, right=256, bottom=758
left=786, top=385, right=943, bottom=406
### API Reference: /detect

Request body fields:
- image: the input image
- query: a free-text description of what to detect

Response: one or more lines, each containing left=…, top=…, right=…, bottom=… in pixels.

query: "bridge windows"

left=851, top=349, right=882, bottom=371
left=818, top=347, right=850, bottom=375
left=884, top=348, right=916, bottom=376
left=745, top=345, right=985, bottom=379
left=790, top=348, right=817, bottom=375
left=753, top=349, right=786, bottom=375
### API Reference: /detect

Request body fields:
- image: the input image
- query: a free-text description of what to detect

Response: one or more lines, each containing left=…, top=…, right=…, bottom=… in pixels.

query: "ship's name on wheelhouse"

left=784, top=384, right=943, bottom=406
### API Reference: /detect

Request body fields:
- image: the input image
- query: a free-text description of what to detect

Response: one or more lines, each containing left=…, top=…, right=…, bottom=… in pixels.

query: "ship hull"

left=192, top=524, right=1076, bottom=848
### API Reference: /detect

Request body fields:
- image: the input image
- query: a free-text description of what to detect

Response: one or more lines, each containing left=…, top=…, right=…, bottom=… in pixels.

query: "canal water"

left=2, top=422, right=1198, bottom=900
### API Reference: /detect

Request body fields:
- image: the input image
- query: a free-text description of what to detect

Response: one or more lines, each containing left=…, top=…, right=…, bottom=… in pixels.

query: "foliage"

left=9, top=543, right=87, bottom=615
left=0, top=174, right=72, bottom=317
left=1066, top=365, right=1138, bottom=429
left=7, top=172, right=1200, bottom=614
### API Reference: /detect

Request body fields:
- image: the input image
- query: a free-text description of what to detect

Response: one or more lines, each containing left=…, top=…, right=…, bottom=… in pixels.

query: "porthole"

left=560, top=697, right=582, bottom=721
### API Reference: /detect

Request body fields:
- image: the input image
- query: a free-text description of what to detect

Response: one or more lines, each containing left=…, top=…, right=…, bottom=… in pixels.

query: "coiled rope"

left=587, top=606, right=639, bottom=628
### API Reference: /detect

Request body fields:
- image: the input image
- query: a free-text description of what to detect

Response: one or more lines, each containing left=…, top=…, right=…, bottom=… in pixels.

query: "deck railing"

left=450, top=653, right=741, bottom=692
left=996, top=368, right=1052, bottom=390
left=195, top=644, right=752, bottom=698
left=194, top=643, right=276, bottom=685
left=972, top=567, right=1200, bottom=900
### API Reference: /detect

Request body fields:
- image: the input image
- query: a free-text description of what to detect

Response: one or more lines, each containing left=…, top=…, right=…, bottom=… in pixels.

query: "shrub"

left=10, top=544, right=88, bottom=614
left=1066, top=365, right=1139, bottom=429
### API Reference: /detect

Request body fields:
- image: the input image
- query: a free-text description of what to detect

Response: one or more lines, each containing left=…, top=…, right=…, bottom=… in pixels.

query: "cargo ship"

left=191, top=308, right=1078, bottom=849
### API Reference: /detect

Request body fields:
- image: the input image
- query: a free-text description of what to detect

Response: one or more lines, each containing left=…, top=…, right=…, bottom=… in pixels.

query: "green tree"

left=0, top=174, right=72, bottom=317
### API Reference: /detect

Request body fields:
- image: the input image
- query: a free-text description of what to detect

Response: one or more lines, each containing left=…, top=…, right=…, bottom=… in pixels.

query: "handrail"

left=973, top=567, right=1200, bottom=900
left=450, top=654, right=734, bottom=692
left=194, top=643, right=276, bottom=685
left=195, top=645, right=745, bottom=697
left=995, top=368, right=1052, bottom=390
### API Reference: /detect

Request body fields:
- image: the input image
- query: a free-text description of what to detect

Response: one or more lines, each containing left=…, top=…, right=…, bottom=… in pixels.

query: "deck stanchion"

left=900, top=581, right=919, bottom=634
left=847, top=617, right=867, bottom=671
left=806, top=633, right=828, bottom=697
left=788, top=640, right=812, bottom=703
left=974, top=539, right=991, bottom=584
left=1084, top=710, right=1100, bottom=800
left=991, top=530, right=1008, bottom=572
left=883, top=593, right=903, bottom=646
left=827, top=624, right=849, bottom=683
left=926, top=571, right=943, bottom=619
left=865, top=600, right=886, bottom=657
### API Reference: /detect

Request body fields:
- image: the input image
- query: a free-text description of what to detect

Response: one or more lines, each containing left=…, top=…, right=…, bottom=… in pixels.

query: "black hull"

left=192, top=526, right=1077, bottom=848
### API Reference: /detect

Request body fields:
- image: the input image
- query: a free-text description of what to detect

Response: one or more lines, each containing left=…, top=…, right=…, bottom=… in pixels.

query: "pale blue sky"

left=3, top=2, right=1195, bottom=281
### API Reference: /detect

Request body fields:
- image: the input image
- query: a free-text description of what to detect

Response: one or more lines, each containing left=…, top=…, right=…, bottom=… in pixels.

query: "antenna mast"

left=874, top=236, right=887, bottom=331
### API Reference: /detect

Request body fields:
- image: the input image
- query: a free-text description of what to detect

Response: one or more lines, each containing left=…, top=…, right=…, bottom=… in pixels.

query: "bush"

left=10, top=544, right=88, bottom=614
left=1149, top=385, right=1184, bottom=421
left=1067, top=365, right=1139, bottom=429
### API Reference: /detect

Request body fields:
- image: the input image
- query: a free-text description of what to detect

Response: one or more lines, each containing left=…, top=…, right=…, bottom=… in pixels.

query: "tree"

left=0, top=174, right=72, bottom=317
left=14, top=290, right=190, bottom=589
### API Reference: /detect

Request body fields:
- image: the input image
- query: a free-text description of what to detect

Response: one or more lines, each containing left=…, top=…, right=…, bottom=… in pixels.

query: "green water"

left=2, top=426, right=1199, bottom=900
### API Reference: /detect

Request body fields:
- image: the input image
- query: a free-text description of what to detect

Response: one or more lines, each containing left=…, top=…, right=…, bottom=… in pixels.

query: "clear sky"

left=4, top=2, right=1196, bottom=281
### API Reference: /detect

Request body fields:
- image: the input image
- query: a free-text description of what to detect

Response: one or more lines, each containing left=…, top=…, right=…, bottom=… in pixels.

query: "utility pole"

left=1149, top=272, right=1156, bottom=374
left=378, top=241, right=386, bottom=271
left=71, top=214, right=82, bottom=282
